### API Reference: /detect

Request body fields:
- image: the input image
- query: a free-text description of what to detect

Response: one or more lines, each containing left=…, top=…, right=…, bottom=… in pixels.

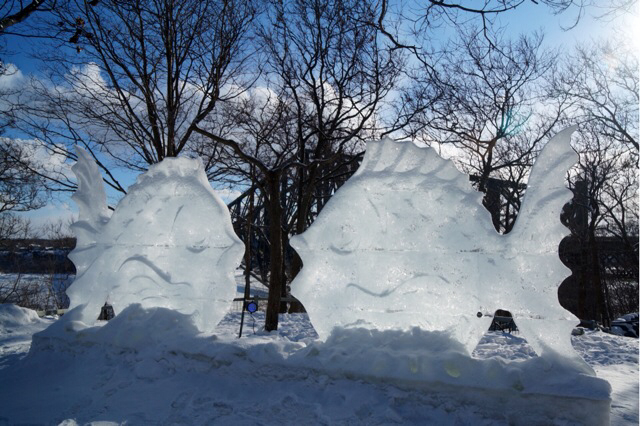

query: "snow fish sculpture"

left=291, top=127, right=589, bottom=370
left=67, top=148, right=244, bottom=333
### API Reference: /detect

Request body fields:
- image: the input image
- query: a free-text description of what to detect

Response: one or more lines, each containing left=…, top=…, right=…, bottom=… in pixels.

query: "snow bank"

left=0, top=304, right=55, bottom=371
left=290, top=327, right=608, bottom=398
left=11, top=306, right=609, bottom=425
left=31, top=304, right=206, bottom=356
left=0, top=304, right=42, bottom=331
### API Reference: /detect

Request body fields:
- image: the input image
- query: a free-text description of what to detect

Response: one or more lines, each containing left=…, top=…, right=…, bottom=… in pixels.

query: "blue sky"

left=2, top=1, right=637, bottom=231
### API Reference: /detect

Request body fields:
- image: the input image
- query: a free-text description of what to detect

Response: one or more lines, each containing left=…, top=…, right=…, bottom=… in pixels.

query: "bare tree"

left=0, top=211, right=32, bottom=239
left=373, top=0, right=586, bottom=70
left=195, top=0, right=403, bottom=331
left=9, top=0, right=257, bottom=193
left=1, top=0, right=67, bottom=79
left=555, top=41, right=638, bottom=323
left=405, top=26, right=566, bottom=232
left=415, top=0, right=581, bottom=33
left=39, top=216, right=73, bottom=240
left=553, top=42, right=638, bottom=153
left=553, top=40, right=638, bottom=249
left=0, top=212, right=33, bottom=306
left=0, top=0, right=51, bottom=34
left=0, top=137, right=50, bottom=212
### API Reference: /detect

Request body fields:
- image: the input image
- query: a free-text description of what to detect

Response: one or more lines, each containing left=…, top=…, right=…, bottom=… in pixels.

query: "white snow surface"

left=1, top=301, right=637, bottom=425
left=67, top=149, right=244, bottom=334
left=290, top=128, right=585, bottom=374
left=0, top=304, right=57, bottom=371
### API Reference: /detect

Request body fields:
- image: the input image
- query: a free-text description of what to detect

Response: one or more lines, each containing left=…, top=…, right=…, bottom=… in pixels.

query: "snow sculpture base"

left=66, top=149, right=244, bottom=333
left=292, top=328, right=611, bottom=426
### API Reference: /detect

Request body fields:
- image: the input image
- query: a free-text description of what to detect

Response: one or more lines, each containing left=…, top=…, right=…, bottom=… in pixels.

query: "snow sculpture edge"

left=67, top=148, right=244, bottom=333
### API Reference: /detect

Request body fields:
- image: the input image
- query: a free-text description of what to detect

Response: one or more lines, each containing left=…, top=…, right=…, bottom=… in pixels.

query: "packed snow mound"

left=290, top=327, right=610, bottom=401
left=17, top=308, right=611, bottom=425
left=33, top=304, right=204, bottom=353
left=0, top=304, right=41, bottom=331
left=66, top=148, right=244, bottom=333
left=291, top=128, right=589, bottom=371
left=32, top=306, right=611, bottom=401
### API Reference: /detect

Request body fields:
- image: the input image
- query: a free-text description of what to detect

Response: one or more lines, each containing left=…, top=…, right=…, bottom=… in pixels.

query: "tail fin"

left=508, top=126, right=578, bottom=254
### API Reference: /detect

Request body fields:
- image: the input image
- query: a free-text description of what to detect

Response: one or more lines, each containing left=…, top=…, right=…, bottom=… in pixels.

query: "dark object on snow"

left=579, top=319, right=599, bottom=330
left=489, top=309, right=518, bottom=333
left=610, top=313, right=639, bottom=338
left=572, top=328, right=585, bottom=336
left=98, top=302, right=115, bottom=321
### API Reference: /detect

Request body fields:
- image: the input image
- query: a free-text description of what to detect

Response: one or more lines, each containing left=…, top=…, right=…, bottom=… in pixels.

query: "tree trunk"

left=244, top=181, right=254, bottom=300
left=287, top=163, right=320, bottom=314
left=264, top=173, right=285, bottom=331
left=576, top=239, right=588, bottom=320
left=588, top=229, right=607, bottom=326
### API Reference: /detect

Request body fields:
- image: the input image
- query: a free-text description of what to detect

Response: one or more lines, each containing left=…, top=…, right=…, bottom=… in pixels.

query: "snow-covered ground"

left=0, top=302, right=637, bottom=426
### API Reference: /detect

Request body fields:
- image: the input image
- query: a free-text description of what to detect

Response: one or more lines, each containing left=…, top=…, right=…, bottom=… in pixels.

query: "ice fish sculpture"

left=291, top=128, right=589, bottom=370
left=67, top=148, right=244, bottom=333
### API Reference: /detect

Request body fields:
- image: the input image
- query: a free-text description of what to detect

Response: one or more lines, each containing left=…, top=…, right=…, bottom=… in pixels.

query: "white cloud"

left=1, top=137, right=74, bottom=183
left=19, top=202, right=77, bottom=232
left=68, top=62, right=110, bottom=96
left=0, top=63, right=25, bottom=90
